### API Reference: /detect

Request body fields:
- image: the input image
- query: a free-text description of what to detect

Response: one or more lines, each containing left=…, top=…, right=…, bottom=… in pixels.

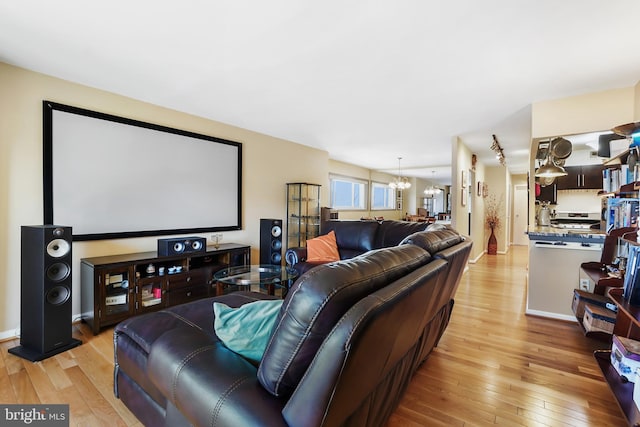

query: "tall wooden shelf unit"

left=80, top=243, right=250, bottom=334
left=286, top=183, right=321, bottom=249
left=592, top=167, right=640, bottom=424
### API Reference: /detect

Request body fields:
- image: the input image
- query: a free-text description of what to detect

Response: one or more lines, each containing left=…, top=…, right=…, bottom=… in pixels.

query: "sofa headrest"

left=373, top=220, right=430, bottom=248
left=322, top=220, right=379, bottom=253
left=400, top=227, right=465, bottom=254
left=257, top=244, right=431, bottom=397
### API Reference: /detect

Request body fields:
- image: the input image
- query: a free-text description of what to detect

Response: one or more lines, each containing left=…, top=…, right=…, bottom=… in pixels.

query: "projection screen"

left=43, top=101, right=242, bottom=241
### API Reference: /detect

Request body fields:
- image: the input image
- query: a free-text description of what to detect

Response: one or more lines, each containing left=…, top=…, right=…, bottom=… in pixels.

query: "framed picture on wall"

left=461, top=188, right=466, bottom=206
left=477, top=181, right=483, bottom=196
left=461, top=170, right=467, bottom=188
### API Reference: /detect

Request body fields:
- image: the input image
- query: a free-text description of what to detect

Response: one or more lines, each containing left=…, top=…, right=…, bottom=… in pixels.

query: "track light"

left=491, top=135, right=506, bottom=166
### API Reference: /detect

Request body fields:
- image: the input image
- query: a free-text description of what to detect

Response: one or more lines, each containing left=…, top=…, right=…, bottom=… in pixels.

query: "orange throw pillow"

left=306, top=230, right=340, bottom=262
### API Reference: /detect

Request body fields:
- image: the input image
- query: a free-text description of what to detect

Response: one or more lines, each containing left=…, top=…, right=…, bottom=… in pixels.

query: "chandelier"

left=423, top=186, right=441, bottom=196
left=424, top=171, right=441, bottom=196
left=388, top=157, right=411, bottom=190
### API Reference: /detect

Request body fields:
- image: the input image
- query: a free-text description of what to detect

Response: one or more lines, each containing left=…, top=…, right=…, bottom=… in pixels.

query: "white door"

left=513, top=184, right=528, bottom=245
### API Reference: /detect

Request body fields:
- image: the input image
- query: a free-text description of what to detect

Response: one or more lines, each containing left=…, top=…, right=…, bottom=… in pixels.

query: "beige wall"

left=0, top=62, right=330, bottom=338
left=452, top=136, right=486, bottom=260
left=532, top=87, right=636, bottom=139
left=635, top=80, right=640, bottom=120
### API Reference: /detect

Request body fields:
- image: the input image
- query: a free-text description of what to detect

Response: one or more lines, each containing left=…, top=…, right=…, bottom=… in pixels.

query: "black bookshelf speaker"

left=260, top=219, right=283, bottom=265
left=9, top=225, right=81, bottom=362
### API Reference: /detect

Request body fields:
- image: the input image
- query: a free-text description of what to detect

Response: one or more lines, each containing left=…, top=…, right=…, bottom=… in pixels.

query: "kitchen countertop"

left=527, top=225, right=606, bottom=243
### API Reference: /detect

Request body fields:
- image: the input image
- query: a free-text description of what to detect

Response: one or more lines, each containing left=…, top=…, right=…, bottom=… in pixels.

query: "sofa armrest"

left=147, top=327, right=287, bottom=427
left=285, top=247, right=307, bottom=266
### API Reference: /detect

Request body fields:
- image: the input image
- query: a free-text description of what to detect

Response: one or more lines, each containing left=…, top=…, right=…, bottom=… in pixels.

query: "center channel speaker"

left=158, top=236, right=207, bottom=257
left=260, top=219, right=283, bottom=265
left=9, top=225, right=81, bottom=362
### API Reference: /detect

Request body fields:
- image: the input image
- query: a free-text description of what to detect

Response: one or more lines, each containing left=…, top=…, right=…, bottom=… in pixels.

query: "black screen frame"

left=43, top=100, right=242, bottom=241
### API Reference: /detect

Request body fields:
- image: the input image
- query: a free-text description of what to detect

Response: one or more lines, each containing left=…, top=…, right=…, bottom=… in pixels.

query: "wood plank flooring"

left=0, top=245, right=626, bottom=426
left=388, top=245, right=625, bottom=427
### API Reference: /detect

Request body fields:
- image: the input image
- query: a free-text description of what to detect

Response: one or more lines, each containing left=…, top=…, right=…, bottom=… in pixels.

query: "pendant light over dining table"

left=388, top=157, right=411, bottom=190
left=424, top=170, right=441, bottom=196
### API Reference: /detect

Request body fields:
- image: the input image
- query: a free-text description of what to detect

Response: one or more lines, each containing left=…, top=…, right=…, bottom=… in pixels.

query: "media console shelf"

left=596, top=288, right=640, bottom=425
left=81, top=243, right=250, bottom=334
left=594, top=350, right=640, bottom=426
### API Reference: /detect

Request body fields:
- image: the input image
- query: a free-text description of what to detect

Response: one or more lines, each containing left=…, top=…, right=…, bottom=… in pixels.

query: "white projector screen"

left=43, top=101, right=242, bottom=241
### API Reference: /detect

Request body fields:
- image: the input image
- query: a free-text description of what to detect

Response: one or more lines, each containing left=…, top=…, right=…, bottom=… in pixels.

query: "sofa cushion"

left=306, top=230, right=340, bottom=262
left=213, top=299, right=284, bottom=363
left=257, top=244, right=431, bottom=397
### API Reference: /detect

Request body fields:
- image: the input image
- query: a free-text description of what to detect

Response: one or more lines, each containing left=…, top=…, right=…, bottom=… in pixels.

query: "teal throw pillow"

left=213, top=299, right=283, bottom=363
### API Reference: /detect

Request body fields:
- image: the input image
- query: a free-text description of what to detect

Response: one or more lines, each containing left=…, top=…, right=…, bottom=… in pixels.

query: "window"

left=371, top=182, right=396, bottom=210
left=330, top=175, right=367, bottom=210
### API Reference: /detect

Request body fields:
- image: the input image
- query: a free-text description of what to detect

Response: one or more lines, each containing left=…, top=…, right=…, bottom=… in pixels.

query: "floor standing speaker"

left=9, top=225, right=81, bottom=361
left=260, top=219, right=283, bottom=265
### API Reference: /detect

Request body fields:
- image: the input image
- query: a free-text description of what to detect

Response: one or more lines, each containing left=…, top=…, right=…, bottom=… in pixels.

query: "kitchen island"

left=527, top=226, right=605, bottom=320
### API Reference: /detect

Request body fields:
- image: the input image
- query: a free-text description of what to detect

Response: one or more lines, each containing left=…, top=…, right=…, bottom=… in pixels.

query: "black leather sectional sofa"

left=113, top=226, right=472, bottom=427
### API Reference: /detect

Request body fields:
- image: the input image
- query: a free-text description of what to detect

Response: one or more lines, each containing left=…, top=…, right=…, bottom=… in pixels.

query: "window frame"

left=329, top=174, right=368, bottom=211
left=370, top=181, right=397, bottom=211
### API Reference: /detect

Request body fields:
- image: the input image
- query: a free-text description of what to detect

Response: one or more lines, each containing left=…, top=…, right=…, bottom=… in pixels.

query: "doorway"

left=513, top=184, right=528, bottom=245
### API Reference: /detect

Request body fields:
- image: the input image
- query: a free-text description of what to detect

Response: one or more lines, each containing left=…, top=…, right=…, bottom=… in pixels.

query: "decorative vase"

left=488, top=227, right=497, bottom=255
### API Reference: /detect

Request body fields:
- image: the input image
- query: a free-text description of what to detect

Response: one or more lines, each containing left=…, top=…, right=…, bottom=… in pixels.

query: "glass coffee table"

left=213, top=265, right=298, bottom=297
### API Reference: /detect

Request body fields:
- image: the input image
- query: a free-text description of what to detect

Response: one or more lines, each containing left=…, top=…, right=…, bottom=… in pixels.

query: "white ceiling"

left=2, top=1, right=640, bottom=186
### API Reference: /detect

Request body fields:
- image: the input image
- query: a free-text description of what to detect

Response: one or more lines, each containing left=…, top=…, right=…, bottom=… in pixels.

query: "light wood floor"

left=0, top=245, right=626, bottom=426
left=388, top=245, right=625, bottom=427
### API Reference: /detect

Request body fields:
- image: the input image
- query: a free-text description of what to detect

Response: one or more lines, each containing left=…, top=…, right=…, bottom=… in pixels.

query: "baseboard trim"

left=525, top=308, right=577, bottom=323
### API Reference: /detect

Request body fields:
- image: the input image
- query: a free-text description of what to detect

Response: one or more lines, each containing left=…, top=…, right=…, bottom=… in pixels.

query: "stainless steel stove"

left=551, top=211, right=601, bottom=230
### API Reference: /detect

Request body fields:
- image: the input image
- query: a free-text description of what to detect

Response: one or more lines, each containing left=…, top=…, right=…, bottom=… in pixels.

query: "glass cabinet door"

left=101, top=267, right=134, bottom=320
left=287, top=183, right=321, bottom=249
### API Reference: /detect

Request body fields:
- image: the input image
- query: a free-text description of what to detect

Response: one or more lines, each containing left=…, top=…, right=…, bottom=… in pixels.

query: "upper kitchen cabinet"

left=557, top=165, right=604, bottom=190
left=536, top=182, right=557, bottom=204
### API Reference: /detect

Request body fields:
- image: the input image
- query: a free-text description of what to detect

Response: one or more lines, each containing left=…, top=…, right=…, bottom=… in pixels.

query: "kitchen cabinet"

left=536, top=182, right=557, bottom=204
left=557, top=165, right=603, bottom=190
